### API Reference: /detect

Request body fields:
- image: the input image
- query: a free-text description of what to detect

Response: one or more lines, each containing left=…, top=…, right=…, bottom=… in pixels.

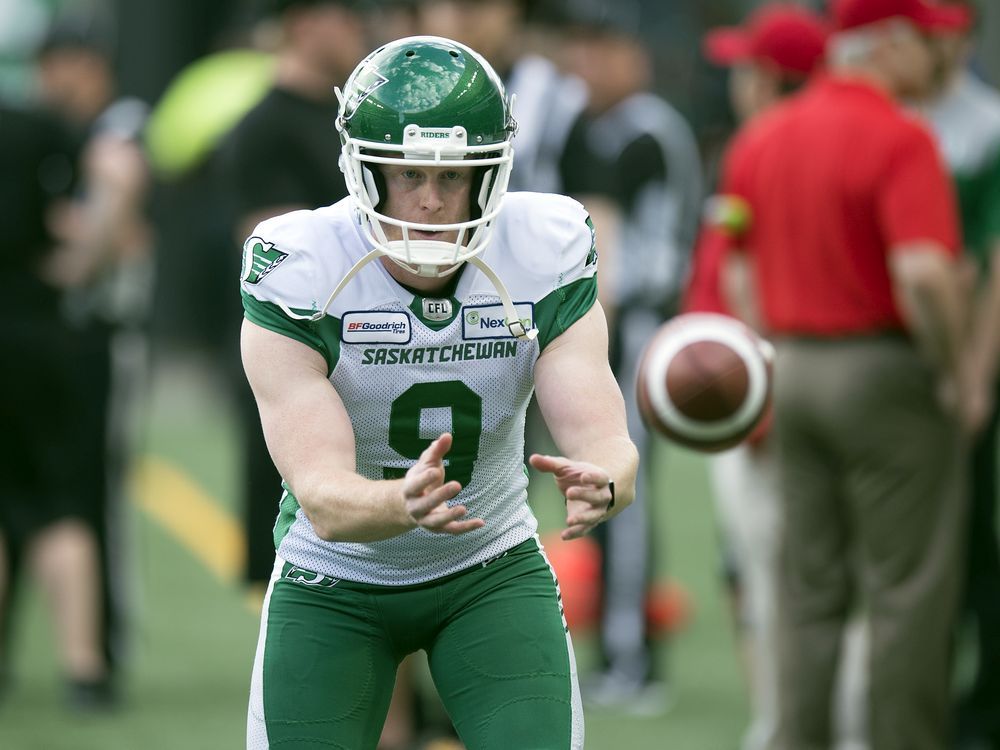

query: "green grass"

left=0, top=359, right=747, bottom=749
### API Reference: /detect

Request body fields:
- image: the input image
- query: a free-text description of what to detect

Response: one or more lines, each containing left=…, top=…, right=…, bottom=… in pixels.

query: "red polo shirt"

left=724, top=76, right=960, bottom=336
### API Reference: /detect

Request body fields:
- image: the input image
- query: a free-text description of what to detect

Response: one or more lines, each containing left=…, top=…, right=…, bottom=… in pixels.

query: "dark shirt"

left=0, top=103, right=77, bottom=311
left=559, top=93, right=702, bottom=312
left=561, top=117, right=668, bottom=214
left=220, top=86, right=347, bottom=219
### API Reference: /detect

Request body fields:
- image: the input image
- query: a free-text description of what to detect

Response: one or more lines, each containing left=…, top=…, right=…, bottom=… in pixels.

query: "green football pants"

left=247, top=537, right=584, bottom=749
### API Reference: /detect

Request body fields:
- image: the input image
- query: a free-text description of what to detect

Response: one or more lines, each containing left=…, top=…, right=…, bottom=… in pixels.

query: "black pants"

left=0, top=315, right=122, bottom=672
left=957, top=388, right=1000, bottom=747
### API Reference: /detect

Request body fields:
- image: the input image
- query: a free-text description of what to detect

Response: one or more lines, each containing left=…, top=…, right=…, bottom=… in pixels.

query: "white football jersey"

left=241, top=192, right=598, bottom=585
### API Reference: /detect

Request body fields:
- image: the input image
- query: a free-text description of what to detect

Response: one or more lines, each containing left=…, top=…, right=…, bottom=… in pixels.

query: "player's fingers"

left=418, top=503, right=466, bottom=527
left=407, top=480, right=462, bottom=517
left=528, top=453, right=570, bottom=474
left=437, top=517, right=486, bottom=535
left=565, top=485, right=611, bottom=505
left=419, top=433, right=453, bottom=467
left=566, top=508, right=608, bottom=528
left=420, top=503, right=481, bottom=532
left=578, top=472, right=609, bottom=488
left=404, top=466, right=444, bottom=498
left=561, top=524, right=592, bottom=541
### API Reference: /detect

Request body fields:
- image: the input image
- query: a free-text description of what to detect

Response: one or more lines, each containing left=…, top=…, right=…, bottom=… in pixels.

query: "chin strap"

left=467, top=255, right=538, bottom=341
left=275, top=248, right=384, bottom=322
left=275, top=248, right=538, bottom=343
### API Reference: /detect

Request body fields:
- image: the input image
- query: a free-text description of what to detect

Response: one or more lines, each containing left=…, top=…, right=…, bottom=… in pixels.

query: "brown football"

left=636, top=313, right=773, bottom=452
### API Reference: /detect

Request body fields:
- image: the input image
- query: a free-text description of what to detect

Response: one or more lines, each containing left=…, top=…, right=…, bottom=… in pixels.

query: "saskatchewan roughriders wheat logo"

left=241, top=237, right=288, bottom=284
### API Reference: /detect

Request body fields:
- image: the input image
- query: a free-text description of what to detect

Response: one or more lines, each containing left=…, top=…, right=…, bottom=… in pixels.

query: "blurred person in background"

left=0, top=96, right=113, bottom=709
left=369, top=0, right=419, bottom=46
left=723, top=0, right=981, bottom=747
left=690, top=7, right=868, bottom=749
left=555, top=0, right=703, bottom=714
left=915, top=2, right=1000, bottom=747
left=13, top=5, right=152, bottom=707
left=222, top=0, right=367, bottom=245
left=240, top=35, right=637, bottom=749
left=414, top=0, right=586, bottom=196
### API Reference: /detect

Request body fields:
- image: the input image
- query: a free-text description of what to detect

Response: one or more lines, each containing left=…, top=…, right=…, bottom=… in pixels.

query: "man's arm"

left=43, top=134, right=150, bottom=288
left=241, top=318, right=484, bottom=542
left=889, top=242, right=986, bottom=432
left=532, top=302, right=639, bottom=540
left=966, top=244, right=1000, bottom=412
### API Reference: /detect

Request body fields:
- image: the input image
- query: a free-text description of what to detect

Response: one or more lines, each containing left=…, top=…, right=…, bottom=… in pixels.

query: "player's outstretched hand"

left=402, top=433, right=485, bottom=535
left=529, top=454, right=613, bottom=541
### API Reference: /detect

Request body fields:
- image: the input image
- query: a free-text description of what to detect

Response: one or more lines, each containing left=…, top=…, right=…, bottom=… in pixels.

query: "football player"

left=241, top=36, right=638, bottom=749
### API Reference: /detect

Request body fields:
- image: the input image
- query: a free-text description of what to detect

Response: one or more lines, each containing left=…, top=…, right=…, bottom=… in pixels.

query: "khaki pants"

left=772, top=337, right=966, bottom=750
left=710, top=443, right=869, bottom=750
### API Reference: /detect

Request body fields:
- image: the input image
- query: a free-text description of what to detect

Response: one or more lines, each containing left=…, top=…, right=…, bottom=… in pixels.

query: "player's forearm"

left=294, top=472, right=415, bottom=543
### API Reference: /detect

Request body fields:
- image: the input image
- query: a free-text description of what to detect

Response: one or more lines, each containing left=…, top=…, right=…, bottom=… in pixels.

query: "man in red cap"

left=720, top=0, right=982, bottom=748
left=687, top=7, right=873, bottom=750
left=694, top=3, right=830, bottom=312
left=703, top=3, right=830, bottom=119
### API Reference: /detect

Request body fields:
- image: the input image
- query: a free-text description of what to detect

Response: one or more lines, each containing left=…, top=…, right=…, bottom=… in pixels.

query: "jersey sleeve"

left=239, top=210, right=340, bottom=371
left=531, top=196, right=599, bottom=350
left=880, top=124, right=961, bottom=256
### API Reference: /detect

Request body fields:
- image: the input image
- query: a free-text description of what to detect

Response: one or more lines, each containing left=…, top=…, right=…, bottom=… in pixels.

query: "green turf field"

left=0, top=358, right=747, bottom=749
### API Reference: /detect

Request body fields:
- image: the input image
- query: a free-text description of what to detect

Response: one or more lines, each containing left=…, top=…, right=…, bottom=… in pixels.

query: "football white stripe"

left=646, top=314, right=769, bottom=441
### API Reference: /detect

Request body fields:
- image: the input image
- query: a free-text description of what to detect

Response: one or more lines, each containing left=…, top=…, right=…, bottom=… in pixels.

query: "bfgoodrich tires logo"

left=341, top=311, right=412, bottom=344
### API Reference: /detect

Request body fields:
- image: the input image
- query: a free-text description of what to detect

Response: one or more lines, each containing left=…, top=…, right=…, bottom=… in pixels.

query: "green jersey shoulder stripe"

left=241, top=290, right=342, bottom=374
left=534, top=275, right=598, bottom=350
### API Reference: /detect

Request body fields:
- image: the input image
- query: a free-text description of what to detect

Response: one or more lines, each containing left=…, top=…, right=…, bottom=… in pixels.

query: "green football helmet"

left=336, top=35, right=517, bottom=276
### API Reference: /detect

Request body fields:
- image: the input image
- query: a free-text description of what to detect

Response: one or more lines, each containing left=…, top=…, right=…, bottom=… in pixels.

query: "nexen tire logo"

left=341, top=312, right=411, bottom=344
left=471, top=315, right=530, bottom=331
left=462, top=303, right=533, bottom=340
